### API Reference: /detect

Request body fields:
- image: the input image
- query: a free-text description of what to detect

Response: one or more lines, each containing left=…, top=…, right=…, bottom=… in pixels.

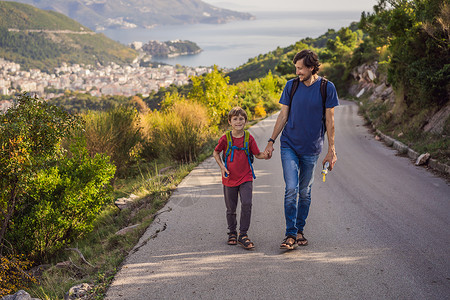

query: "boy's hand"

left=221, top=166, right=230, bottom=178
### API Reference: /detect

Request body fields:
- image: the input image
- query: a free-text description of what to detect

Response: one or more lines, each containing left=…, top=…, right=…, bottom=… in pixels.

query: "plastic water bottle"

left=321, top=162, right=330, bottom=182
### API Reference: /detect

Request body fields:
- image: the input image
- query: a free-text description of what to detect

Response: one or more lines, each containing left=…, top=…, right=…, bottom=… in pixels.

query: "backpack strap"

left=223, top=131, right=233, bottom=177
left=288, top=77, right=299, bottom=118
left=244, top=130, right=256, bottom=179
left=243, top=130, right=250, bottom=154
left=320, top=78, right=328, bottom=132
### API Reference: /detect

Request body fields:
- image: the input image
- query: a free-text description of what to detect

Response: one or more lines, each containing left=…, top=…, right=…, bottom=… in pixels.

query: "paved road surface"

left=106, top=100, right=450, bottom=300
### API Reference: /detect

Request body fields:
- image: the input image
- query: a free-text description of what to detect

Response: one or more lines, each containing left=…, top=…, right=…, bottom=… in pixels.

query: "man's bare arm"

left=264, top=104, right=289, bottom=158
left=323, top=107, right=337, bottom=170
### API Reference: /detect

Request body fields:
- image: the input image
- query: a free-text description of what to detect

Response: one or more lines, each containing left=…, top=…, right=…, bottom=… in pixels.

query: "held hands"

left=264, top=142, right=274, bottom=159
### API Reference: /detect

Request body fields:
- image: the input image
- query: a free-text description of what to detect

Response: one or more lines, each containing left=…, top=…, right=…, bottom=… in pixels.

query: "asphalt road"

left=105, top=100, right=450, bottom=300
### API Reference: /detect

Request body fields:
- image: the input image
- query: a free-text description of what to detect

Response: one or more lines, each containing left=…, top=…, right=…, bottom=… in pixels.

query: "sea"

left=102, top=10, right=364, bottom=69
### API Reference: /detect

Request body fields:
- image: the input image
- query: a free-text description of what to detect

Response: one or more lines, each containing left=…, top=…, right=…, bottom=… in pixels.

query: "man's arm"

left=322, top=107, right=337, bottom=170
left=264, top=104, right=289, bottom=158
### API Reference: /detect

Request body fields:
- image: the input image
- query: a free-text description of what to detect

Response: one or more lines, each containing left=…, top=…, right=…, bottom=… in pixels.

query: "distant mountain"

left=0, top=1, right=137, bottom=71
left=1, top=0, right=254, bottom=31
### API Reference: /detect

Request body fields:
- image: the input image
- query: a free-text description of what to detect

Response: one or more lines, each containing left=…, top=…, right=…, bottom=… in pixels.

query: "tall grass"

left=142, top=100, right=212, bottom=163
left=82, top=106, right=141, bottom=176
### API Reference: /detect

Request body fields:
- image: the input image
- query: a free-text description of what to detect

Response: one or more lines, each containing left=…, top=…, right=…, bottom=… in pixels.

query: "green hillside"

left=226, top=23, right=361, bottom=85
left=0, top=1, right=91, bottom=31
left=0, top=1, right=137, bottom=71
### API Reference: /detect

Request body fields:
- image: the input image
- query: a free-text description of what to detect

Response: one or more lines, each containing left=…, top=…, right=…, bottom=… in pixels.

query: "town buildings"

left=0, top=58, right=214, bottom=112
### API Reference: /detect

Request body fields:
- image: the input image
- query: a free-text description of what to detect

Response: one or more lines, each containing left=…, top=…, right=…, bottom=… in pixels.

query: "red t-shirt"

left=215, top=132, right=261, bottom=187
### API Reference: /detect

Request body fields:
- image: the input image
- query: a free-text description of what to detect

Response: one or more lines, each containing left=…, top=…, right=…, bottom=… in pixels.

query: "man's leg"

left=281, top=146, right=300, bottom=237
left=238, top=181, right=253, bottom=235
left=223, top=185, right=239, bottom=234
left=296, top=154, right=319, bottom=234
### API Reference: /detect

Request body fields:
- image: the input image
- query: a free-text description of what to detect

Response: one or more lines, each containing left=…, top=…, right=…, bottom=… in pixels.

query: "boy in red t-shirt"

left=213, top=107, right=267, bottom=250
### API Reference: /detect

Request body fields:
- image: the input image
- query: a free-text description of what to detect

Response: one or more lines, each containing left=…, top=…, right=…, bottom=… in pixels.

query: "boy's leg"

left=223, top=185, right=239, bottom=233
left=238, top=181, right=253, bottom=235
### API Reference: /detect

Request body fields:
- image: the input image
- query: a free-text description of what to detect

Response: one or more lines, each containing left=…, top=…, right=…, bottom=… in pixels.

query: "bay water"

left=103, top=10, right=363, bottom=69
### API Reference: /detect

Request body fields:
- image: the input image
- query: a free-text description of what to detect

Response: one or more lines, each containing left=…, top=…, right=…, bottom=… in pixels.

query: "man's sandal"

left=280, top=235, right=296, bottom=250
left=227, top=232, right=237, bottom=245
left=238, top=234, right=255, bottom=250
left=297, top=231, right=308, bottom=246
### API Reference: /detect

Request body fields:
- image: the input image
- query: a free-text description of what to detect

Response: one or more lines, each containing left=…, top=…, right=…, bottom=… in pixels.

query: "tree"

left=326, top=27, right=360, bottom=63
left=188, top=65, right=237, bottom=124
left=360, top=0, right=450, bottom=109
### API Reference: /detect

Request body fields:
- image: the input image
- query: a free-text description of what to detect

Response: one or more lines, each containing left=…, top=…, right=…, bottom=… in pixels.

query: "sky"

left=202, top=0, right=378, bottom=13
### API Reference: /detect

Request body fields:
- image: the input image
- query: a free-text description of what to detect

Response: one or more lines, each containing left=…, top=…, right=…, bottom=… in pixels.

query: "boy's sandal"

left=227, top=232, right=237, bottom=245
left=238, top=234, right=255, bottom=250
left=280, top=235, right=296, bottom=250
left=297, top=232, right=308, bottom=246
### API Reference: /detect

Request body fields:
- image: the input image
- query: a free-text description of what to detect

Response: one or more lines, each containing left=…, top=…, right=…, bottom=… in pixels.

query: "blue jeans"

left=281, top=146, right=319, bottom=237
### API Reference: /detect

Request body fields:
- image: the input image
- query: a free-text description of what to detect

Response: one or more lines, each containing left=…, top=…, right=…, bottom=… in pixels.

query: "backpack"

left=289, top=77, right=328, bottom=132
left=222, top=130, right=255, bottom=179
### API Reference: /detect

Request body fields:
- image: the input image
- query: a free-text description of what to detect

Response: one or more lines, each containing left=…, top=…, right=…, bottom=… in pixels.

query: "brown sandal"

left=297, top=232, right=308, bottom=246
left=280, top=236, right=296, bottom=250
left=238, top=234, right=254, bottom=250
left=227, top=232, right=237, bottom=245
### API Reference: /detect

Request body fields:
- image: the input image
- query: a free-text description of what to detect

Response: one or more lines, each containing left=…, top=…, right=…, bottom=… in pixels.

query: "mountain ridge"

left=1, top=0, right=254, bottom=31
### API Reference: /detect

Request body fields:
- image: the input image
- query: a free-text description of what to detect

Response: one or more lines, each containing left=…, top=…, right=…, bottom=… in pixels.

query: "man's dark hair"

left=292, top=50, right=320, bottom=75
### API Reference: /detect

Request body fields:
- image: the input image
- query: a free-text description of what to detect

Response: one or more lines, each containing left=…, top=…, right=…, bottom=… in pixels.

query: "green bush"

left=7, top=143, right=115, bottom=260
left=0, top=94, right=82, bottom=256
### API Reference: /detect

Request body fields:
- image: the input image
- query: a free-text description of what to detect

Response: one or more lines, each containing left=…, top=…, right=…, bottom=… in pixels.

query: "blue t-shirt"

left=279, top=76, right=339, bottom=155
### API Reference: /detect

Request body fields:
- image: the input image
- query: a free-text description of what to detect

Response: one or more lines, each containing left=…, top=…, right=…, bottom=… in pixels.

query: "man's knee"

left=285, top=186, right=297, bottom=198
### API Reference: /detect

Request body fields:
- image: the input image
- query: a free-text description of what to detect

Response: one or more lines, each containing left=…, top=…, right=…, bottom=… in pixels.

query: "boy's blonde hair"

left=228, top=106, right=248, bottom=122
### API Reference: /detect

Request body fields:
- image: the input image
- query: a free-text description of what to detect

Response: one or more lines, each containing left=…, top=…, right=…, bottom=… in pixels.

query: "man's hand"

left=264, top=142, right=274, bottom=159
left=322, top=150, right=337, bottom=170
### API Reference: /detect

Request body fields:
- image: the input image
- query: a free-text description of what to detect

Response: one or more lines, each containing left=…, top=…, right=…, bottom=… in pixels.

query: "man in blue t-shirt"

left=264, top=49, right=339, bottom=250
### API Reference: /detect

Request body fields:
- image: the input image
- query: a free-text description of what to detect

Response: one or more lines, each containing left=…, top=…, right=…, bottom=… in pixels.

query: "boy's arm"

left=213, top=149, right=229, bottom=177
left=254, top=152, right=268, bottom=159
left=249, top=135, right=269, bottom=160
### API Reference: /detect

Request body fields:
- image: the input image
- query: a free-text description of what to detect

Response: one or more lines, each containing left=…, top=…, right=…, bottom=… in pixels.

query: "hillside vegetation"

left=0, top=1, right=91, bottom=31
left=0, top=1, right=137, bottom=72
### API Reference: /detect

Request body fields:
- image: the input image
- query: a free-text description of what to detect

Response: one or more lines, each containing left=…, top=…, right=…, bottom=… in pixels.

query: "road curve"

left=106, top=100, right=450, bottom=300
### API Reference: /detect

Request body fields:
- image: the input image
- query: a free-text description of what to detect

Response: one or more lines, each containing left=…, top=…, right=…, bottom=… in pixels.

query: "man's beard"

left=300, top=73, right=312, bottom=82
